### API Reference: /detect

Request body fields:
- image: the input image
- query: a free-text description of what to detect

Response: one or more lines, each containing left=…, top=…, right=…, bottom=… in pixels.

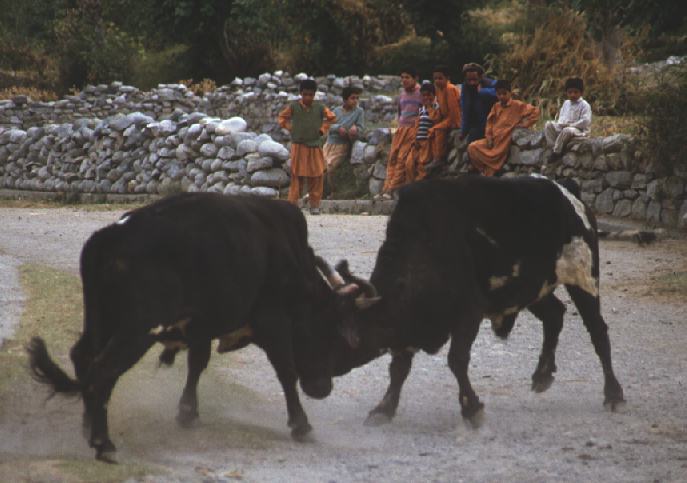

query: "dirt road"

left=0, top=207, right=685, bottom=482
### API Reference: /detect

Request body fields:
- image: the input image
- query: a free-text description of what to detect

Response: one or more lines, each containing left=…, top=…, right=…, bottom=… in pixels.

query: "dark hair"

left=565, top=77, right=584, bottom=92
left=400, top=67, right=418, bottom=78
left=495, top=79, right=511, bottom=91
left=420, top=82, right=436, bottom=94
left=432, top=64, right=451, bottom=77
left=462, top=63, right=485, bottom=75
left=420, top=82, right=435, bottom=94
left=342, top=86, right=362, bottom=100
left=299, top=79, right=317, bottom=92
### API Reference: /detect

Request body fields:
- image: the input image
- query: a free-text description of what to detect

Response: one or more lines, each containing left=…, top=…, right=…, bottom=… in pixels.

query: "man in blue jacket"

left=459, top=63, right=498, bottom=143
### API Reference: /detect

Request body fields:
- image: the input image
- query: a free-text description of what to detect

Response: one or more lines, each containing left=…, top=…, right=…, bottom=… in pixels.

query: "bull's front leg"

left=448, top=316, right=484, bottom=427
left=365, top=349, right=414, bottom=426
left=263, top=342, right=312, bottom=440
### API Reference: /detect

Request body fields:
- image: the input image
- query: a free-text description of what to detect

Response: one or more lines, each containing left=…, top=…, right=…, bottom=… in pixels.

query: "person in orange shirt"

left=467, top=80, right=539, bottom=176
left=425, top=65, right=461, bottom=174
left=278, top=79, right=336, bottom=215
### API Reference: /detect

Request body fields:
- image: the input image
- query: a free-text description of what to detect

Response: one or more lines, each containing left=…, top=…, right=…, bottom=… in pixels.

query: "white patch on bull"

left=530, top=174, right=591, bottom=230
left=116, top=215, right=130, bottom=225
left=512, top=262, right=521, bottom=277
left=555, top=237, right=598, bottom=296
left=476, top=227, right=498, bottom=247
left=489, top=275, right=509, bottom=290
left=148, top=318, right=190, bottom=336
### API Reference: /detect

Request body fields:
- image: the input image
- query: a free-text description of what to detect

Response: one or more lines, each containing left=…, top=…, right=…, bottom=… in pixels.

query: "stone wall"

left=1, top=75, right=686, bottom=228
left=0, top=113, right=291, bottom=198
left=0, top=73, right=400, bottom=136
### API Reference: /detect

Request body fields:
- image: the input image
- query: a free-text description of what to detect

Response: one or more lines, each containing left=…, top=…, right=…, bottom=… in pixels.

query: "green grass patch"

left=0, top=264, right=82, bottom=407
left=327, top=160, right=370, bottom=200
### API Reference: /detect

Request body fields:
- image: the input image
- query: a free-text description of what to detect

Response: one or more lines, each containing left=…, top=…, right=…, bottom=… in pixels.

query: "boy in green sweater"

left=278, top=79, right=336, bottom=214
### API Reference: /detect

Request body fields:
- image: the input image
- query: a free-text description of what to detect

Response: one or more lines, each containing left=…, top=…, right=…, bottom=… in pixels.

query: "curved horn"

left=335, top=260, right=378, bottom=298
left=314, top=255, right=345, bottom=288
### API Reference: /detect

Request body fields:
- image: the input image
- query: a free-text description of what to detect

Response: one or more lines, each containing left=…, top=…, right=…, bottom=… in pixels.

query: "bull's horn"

left=335, top=259, right=378, bottom=298
left=315, top=255, right=345, bottom=288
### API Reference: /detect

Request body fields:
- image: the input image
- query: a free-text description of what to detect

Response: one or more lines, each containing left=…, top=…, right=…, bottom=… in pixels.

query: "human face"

left=465, top=71, right=481, bottom=87
left=432, top=72, right=448, bottom=90
left=344, top=93, right=359, bottom=110
left=496, top=88, right=511, bottom=105
left=566, top=87, right=582, bottom=102
left=400, top=72, right=417, bottom=91
left=300, top=89, right=316, bottom=106
left=421, top=91, right=435, bottom=106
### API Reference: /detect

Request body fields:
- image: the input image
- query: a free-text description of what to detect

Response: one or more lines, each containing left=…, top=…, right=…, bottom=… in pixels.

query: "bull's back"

left=80, top=194, right=311, bottom=338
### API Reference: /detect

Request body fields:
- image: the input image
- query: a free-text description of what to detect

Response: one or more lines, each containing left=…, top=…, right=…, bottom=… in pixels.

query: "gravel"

left=0, top=207, right=685, bottom=482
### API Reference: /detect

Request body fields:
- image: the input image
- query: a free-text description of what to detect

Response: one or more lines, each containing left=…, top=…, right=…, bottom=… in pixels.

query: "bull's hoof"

left=92, top=439, right=117, bottom=464
left=460, top=401, right=484, bottom=429
left=531, top=373, right=555, bottom=393
left=463, top=408, right=485, bottom=430
left=176, top=405, right=199, bottom=428
left=603, top=397, right=626, bottom=412
left=290, top=422, right=313, bottom=442
left=364, top=411, right=393, bottom=427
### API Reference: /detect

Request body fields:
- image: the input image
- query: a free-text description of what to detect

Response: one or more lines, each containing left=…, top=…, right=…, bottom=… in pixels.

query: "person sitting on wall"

left=544, top=77, right=592, bottom=163
left=467, top=79, right=539, bottom=176
left=323, top=86, right=365, bottom=199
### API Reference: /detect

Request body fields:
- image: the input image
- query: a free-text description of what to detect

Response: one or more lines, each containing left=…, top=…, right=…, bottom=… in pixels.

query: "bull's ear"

left=355, top=295, right=381, bottom=310
left=339, top=323, right=360, bottom=349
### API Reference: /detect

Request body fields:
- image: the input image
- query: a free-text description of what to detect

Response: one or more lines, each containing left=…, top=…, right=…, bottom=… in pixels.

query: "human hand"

left=349, top=125, right=358, bottom=138
left=338, top=127, right=347, bottom=137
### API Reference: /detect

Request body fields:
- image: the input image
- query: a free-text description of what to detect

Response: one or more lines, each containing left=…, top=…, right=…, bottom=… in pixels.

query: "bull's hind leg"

left=82, top=335, right=153, bottom=462
left=448, top=315, right=484, bottom=426
left=365, top=349, right=414, bottom=426
left=566, top=285, right=625, bottom=410
left=528, top=294, right=566, bottom=392
left=177, top=339, right=211, bottom=427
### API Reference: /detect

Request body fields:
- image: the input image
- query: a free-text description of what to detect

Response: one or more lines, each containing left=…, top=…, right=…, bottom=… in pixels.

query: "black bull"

left=27, top=193, right=372, bottom=462
left=333, top=175, right=625, bottom=426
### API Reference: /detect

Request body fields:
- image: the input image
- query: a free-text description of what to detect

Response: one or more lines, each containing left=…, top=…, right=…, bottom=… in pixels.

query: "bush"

left=486, top=5, right=640, bottom=117
left=637, top=64, right=687, bottom=176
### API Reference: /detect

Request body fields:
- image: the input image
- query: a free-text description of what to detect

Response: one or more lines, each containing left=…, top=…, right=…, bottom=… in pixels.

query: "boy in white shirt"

left=545, top=77, right=591, bottom=162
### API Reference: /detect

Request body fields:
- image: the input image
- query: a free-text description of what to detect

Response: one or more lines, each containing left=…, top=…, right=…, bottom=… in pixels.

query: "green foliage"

left=636, top=65, right=687, bottom=175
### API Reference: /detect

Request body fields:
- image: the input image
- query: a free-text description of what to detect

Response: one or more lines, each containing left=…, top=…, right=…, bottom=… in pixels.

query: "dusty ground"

left=0, top=206, right=685, bottom=482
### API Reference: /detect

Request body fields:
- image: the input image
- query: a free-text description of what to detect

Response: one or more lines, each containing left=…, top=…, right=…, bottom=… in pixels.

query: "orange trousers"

left=288, top=175, right=323, bottom=208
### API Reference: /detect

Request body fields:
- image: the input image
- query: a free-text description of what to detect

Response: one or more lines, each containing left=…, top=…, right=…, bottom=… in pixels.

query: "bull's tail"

left=27, top=337, right=81, bottom=397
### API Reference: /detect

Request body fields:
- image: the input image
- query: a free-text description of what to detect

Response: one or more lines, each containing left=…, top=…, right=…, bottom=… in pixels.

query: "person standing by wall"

left=377, top=67, right=422, bottom=200
left=278, top=79, right=336, bottom=215
left=459, top=63, right=498, bottom=144
left=425, top=65, right=461, bottom=174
